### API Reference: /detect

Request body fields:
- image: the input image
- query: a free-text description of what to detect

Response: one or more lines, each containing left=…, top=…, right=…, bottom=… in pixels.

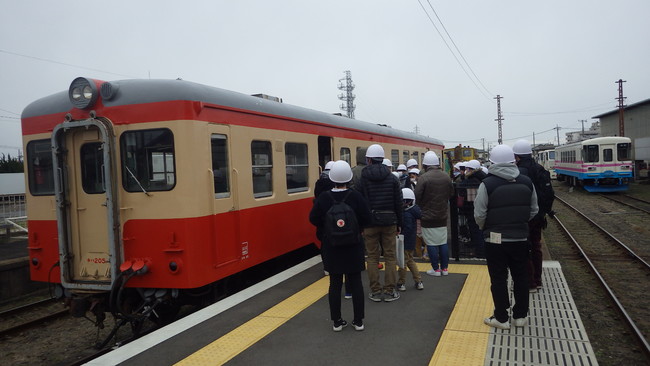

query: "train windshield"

left=548, top=151, right=555, bottom=160
left=583, top=145, right=599, bottom=163
left=617, top=143, right=631, bottom=161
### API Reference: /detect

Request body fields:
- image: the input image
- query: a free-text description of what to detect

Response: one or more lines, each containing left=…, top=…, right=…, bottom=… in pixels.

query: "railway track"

left=553, top=195, right=650, bottom=359
left=598, top=193, right=650, bottom=214
left=0, top=298, right=68, bottom=338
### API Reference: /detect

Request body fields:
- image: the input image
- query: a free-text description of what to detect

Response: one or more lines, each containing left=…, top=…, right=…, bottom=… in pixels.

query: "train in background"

left=554, top=136, right=633, bottom=192
left=443, top=144, right=479, bottom=165
left=21, top=77, right=444, bottom=332
left=535, top=149, right=557, bottom=179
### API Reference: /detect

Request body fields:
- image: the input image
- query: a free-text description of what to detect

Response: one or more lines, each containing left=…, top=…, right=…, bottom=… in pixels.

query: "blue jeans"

left=427, top=244, right=449, bottom=270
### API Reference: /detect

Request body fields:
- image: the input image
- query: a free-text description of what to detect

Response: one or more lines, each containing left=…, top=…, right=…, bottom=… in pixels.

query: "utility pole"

left=616, top=79, right=626, bottom=136
left=338, top=71, right=356, bottom=119
left=554, top=124, right=561, bottom=145
left=532, top=132, right=536, bottom=147
left=579, top=119, right=587, bottom=137
left=494, top=95, right=504, bottom=144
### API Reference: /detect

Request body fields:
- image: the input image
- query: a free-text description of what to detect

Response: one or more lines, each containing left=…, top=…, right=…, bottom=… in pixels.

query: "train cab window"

left=26, top=139, right=55, bottom=195
left=211, top=134, right=230, bottom=198
left=80, top=142, right=105, bottom=194
left=617, top=143, right=631, bottom=161
left=340, top=147, right=351, bottom=165
left=285, top=143, right=308, bottom=193
left=403, top=150, right=409, bottom=164
left=121, top=128, right=175, bottom=192
left=603, top=149, right=613, bottom=162
left=584, top=145, right=599, bottom=163
left=252, top=141, right=273, bottom=198
left=548, top=151, right=555, bottom=160
left=391, top=149, right=399, bottom=166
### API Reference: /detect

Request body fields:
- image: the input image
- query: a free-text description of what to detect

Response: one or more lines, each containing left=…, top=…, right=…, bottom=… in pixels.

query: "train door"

left=209, top=126, right=240, bottom=265
left=52, top=118, right=121, bottom=291
left=317, top=136, right=332, bottom=171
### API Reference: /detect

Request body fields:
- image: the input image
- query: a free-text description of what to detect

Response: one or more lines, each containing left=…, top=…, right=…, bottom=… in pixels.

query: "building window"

left=81, top=142, right=105, bottom=194
left=26, top=139, right=55, bottom=195
left=285, top=143, right=308, bottom=193
left=121, top=128, right=175, bottom=192
left=252, top=141, right=273, bottom=198
left=340, top=147, right=351, bottom=165
left=211, top=134, right=230, bottom=198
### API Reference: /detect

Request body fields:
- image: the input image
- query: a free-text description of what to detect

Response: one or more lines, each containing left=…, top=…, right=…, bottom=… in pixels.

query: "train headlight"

left=68, top=77, right=99, bottom=109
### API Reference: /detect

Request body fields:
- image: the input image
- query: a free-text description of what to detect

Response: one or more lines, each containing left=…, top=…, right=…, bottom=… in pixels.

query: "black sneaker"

left=352, top=320, right=364, bottom=331
left=333, top=319, right=348, bottom=332
left=383, top=290, right=400, bottom=302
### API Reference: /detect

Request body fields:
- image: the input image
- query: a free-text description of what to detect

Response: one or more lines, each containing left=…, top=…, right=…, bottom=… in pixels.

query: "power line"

left=416, top=0, right=493, bottom=101
left=504, top=101, right=614, bottom=116
left=0, top=49, right=138, bottom=78
left=0, top=108, right=20, bottom=116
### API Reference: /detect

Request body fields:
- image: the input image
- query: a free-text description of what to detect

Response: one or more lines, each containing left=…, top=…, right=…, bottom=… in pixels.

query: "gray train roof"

left=22, top=78, right=444, bottom=147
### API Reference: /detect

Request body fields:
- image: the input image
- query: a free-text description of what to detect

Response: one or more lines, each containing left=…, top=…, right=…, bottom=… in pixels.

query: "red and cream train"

left=21, top=77, right=444, bottom=323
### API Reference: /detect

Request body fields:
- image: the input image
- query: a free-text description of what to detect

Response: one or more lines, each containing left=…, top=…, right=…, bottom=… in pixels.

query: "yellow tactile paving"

left=177, top=263, right=493, bottom=366
left=175, top=277, right=330, bottom=366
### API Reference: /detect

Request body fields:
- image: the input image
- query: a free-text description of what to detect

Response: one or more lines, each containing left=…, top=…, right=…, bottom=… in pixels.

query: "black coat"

left=309, top=189, right=371, bottom=274
left=358, top=163, right=404, bottom=228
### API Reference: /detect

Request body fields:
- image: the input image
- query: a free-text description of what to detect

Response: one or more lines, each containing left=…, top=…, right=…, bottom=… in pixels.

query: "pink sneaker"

left=442, top=269, right=449, bottom=276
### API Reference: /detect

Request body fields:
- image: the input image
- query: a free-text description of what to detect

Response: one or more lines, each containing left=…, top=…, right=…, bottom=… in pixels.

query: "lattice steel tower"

left=338, top=70, right=356, bottom=119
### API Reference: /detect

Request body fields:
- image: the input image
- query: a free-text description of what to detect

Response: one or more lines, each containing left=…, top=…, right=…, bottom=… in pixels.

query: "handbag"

left=396, top=234, right=405, bottom=269
left=372, top=210, right=397, bottom=226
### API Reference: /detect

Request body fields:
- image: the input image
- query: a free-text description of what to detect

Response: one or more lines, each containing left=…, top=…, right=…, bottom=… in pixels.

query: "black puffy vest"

left=482, top=174, right=534, bottom=240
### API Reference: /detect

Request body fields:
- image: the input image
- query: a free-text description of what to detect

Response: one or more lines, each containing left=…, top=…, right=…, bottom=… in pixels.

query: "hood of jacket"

left=362, top=162, right=391, bottom=182
left=488, top=163, right=520, bottom=181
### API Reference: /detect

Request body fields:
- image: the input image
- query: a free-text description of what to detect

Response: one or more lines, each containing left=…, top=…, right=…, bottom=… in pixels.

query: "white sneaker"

left=426, top=269, right=441, bottom=277
left=484, top=316, right=510, bottom=330
left=513, top=317, right=527, bottom=327
left=442, top=269, right=449, bottom=276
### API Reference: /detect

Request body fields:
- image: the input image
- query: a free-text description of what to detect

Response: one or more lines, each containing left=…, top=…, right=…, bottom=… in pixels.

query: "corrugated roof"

left=592, top=97, right=650, bottom=118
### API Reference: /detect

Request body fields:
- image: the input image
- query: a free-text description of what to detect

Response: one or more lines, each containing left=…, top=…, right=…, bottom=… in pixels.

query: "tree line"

left=0, top=154, right=24, bottom=173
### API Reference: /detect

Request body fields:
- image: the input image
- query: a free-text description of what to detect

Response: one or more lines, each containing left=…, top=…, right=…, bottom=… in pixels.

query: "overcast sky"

left=1, top=0, right=649, bottom=157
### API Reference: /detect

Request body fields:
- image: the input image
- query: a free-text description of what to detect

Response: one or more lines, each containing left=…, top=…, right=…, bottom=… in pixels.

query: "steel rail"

left=553, top=197, right=650, bottom=359
left=623, top=194, right=650, bottom=205
left=0, top=309, right=69, bottom=338
left=598, top=194, right=650, bottom=215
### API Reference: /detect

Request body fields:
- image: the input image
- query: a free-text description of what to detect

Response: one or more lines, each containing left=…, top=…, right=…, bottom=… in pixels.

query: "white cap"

left=397, top=164, right=407, bottom=171
left=489, top=144, right=516, bottom=164
left=324, top=161, right=335, bottom=170
left=382, top=158, right=392, bottom=167
left=402, top=187, right=415, bottom=201
left=422, top=151, right=439, bottom=166
left=512, top=139, right=533, bottom=155
left=366, top=144, right=385, bottom=158
left=465, top=159, right=480, bottom=170
left=329, top=160, right=353, bottom=183
left=408, top=168, right=420, bottom=175
left=406, top=159, right=418, bottom=168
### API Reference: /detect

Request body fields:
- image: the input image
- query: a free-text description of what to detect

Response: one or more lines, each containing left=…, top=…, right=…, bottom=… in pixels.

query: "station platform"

left=87, top=258, right=598, bottom=366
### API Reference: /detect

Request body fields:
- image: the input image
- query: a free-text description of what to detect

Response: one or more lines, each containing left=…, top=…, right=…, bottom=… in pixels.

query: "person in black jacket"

left=310, top=161, right=371, bottom=332
left=357, top=144, right=404, bottom=302
left=513, top=139, right=555, bottom=292
left=314, top=161, right=335, bottom=198
left=397, top=188, right=423, bottom=291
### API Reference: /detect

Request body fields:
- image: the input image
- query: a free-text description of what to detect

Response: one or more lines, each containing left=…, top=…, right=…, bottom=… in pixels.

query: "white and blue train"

left=536, top=149, right=557, bottom=179
left=554, top=136, right=633, bottom=192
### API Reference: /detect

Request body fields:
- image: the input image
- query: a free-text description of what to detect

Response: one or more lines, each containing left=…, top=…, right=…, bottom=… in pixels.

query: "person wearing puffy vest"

left=474, top=144, right=538, bottom=330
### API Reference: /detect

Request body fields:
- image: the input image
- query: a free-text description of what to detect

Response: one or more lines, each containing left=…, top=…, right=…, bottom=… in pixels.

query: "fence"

left=0, top=194, right=27, bottom=234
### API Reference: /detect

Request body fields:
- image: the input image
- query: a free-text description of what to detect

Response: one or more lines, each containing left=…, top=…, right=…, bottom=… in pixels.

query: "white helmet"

left=408, top=168, right=420, bottom=175
left=329, top=160, right=353, bottom=183
left=422, top=151, right=440, bottom=166
left=489, top=144, right=516, bottom=164
left=512, top=139, right=533, bottom=155
left=365, top=144, right=385, bottom=158
left=382, top=158, right=392, bottom=167
left=324, top=161, right=335, bottom=171
left=392, top=171, right=401, bottom=179
left=481, top=167, right=489, bottom=174
left=397, top=164, right=407, bottom=172
left=406, top=159, right=418, bottom=168
left=465, top=159, right=481, bottom=170
left=402, top=187, right=415, bottom=201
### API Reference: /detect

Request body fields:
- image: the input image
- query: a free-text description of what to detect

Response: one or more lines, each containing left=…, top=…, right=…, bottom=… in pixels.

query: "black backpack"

left=323, top=191, right=361, bottom=247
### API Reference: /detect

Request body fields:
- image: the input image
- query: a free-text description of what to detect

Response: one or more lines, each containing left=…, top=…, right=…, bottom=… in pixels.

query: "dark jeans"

left=485, top=241, right=530, bottom=322
left=329, top=272, right=364, bottom=322
left=528, top=217, right=544, bottom=288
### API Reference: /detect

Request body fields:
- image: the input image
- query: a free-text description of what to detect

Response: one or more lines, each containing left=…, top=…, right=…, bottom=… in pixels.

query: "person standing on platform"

left=414, top=151, right=453, bottom=277
left=314, top=161, right=335, bottom=198
left=397, top=188, right=424, bottom=291
left=349, top=147, right=367, bottom=190
left=310, top=161, right=371, bottom=332
left=358, top=144, right=404, bottom=302
left=458, top=159, right=487, bottom=257
left=475, top=144, right=538, bottom=329
left=512, top=139, right=555, bottom=293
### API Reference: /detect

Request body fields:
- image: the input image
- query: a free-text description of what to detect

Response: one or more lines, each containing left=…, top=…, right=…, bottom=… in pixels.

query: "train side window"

left=584, top=145, right=598, bottom=163
left=403, top=150, right=409, bottom=164
left=391, top=149, right=399, bottom=166
left=412, top=151, right=419, bottom=164
left=617, top=143, right=631, bottom=161
left=211, top=134, right=230, bottom=198
left=603, top=148, right=613, bottom=162
left=285, top=143, right=308, bottom=193
left=81, top=142, right=105, bottom=194
left=121, top=128, right=175, bottom=192
left=340, top=147, right=351, bottom=165
left=26, top=139, right=55, bottom=196
left=252, top=140, right=273, bottom=198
